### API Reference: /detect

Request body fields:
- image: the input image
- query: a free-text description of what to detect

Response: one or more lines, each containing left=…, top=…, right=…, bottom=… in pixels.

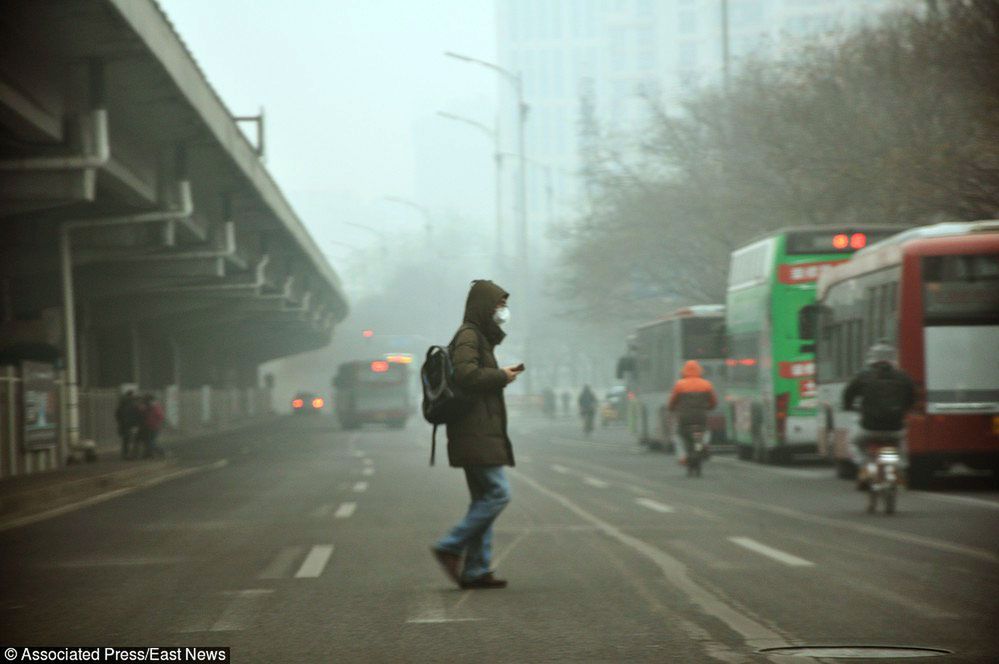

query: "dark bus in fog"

left=333, top=359, right=412, bottom=430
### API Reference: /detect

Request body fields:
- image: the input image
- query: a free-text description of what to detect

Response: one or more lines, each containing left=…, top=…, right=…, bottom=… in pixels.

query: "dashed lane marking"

left=209, top=589, right=273, bottom=632
left=361, top=467, right=375, bottom=477
left=295, top=545, right=335, bottom=578
left=511, top=470, right=789, bottom=652
left=334, top=502, right=357, bottom=519
left=551, top=464, right=570, bottom=474
left=363, top=458, right=374, bottom=466
left=258, top=546, right=305, bottom=579
left=583, top=476, right=611, bottom=489
left=636, top=498, right=675, bottom=513
left=729, top=537, right=815, bottom=567
left=353, top=481, right=368, bottom=492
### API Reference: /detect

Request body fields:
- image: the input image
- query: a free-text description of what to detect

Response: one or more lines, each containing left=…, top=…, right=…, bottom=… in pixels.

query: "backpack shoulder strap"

left=430, top=424, right=438, bottom=466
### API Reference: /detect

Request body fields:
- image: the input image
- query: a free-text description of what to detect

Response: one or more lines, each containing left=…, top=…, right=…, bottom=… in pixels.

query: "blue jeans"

left=436, top=466, right=511, bottom=581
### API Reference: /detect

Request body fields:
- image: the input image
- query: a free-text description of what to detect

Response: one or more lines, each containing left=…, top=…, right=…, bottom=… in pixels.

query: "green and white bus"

left=724, top=226, right=905, bottom=463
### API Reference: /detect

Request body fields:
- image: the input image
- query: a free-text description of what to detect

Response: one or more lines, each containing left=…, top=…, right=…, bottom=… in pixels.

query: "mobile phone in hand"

left=513, top=363, right=526, bottom=372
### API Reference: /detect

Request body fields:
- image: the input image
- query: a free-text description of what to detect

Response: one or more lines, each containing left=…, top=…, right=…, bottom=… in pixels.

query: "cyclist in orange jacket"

left=667, top=360, right=719, bottom=458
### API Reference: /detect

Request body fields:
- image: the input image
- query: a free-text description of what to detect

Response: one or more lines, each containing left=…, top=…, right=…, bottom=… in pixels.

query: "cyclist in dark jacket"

left=842, top=344, right=916, bottom=473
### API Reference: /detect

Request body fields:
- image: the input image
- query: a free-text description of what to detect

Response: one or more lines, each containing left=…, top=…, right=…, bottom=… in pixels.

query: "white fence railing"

left=0, top=365, right=273, bottom=480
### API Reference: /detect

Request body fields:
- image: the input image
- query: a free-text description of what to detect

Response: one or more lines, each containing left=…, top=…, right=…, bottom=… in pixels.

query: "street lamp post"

left=444, top=51, right=528, bottom=278
left=436, top=110, right=504, bottom=261
left=381, top=196, right=433, bottom=243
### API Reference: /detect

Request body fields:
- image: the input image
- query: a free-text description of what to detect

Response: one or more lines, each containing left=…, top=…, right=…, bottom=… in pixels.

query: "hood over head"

left=463, top=279, right=509, bottom=345
left=681, top=360, right=703, bottom=378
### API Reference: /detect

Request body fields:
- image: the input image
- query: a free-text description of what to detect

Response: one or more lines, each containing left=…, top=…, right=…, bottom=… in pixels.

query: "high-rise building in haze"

left=495, top=0, right=906, bottom=262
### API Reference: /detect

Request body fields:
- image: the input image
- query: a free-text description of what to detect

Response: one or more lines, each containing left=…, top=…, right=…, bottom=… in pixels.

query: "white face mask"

left=493, top=305, right=510, bottom=326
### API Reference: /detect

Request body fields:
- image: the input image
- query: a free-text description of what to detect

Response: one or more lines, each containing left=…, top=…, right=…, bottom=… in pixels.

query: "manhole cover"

left=759, top=646, right=952, bottom=658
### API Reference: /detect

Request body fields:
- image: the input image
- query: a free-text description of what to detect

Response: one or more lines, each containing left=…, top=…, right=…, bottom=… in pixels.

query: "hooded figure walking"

left=432, top=280, right=523, bottom=589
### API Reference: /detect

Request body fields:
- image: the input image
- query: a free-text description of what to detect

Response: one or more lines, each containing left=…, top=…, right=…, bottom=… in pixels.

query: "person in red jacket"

left=667, top=360, right=719, bottom=458
left=138, top=393, right=166, bottom=459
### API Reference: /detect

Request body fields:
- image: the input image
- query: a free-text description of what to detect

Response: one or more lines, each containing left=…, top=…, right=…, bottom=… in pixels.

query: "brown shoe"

left=459, top=572, right=508, bottom=589
left=431, top=547, right=462, bottom=586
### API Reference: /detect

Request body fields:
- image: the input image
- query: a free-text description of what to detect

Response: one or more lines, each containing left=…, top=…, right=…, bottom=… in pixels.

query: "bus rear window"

left=682, top=318, right=725, bottom=359
left=923, top=254, right=999, bottom=324
left=785, top=229, right=899, bottom=255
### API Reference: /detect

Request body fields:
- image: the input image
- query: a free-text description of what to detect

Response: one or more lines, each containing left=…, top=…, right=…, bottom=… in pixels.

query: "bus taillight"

left=832, top=234, right=850, bottom=249
left=850, top=233, right=867, bottom=249
left=371, top=360, right=389, bottom=373
left=292, top=398, right=304, bottom=409
left=775, top=392, right=790, bottom=442
left=312, top=397, right=325, bottom=409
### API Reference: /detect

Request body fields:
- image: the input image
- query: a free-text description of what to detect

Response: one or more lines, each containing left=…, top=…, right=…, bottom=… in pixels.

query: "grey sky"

left=159, top=0, right=497, bottom=264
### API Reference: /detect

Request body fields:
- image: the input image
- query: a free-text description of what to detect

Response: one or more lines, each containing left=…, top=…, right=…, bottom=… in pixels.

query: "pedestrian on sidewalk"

left=114, top=389, right=141, bottom=459
left=137, top=393, right=166, bottom=459
left=432, top=279, right=523, bottom=590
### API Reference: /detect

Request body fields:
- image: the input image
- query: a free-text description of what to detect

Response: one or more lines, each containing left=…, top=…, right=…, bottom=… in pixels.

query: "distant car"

left=292, top=392, right=325, bottom=415
left=601, top=385, right=628, bottom=426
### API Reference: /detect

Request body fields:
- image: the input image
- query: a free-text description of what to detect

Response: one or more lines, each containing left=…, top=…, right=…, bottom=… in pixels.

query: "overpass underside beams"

left=0, top=0, right=349, bottom=390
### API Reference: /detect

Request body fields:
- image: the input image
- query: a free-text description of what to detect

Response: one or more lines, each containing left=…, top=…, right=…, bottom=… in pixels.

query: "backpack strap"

left=430, top=424, right=438, bottom=466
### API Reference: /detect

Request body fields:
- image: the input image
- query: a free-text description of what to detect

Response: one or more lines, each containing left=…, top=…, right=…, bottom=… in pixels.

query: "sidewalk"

left=0, top=416, right=280, bottom=531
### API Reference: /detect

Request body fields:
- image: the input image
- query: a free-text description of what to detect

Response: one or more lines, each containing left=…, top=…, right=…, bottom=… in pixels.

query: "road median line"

left=0, top=458, right=229, bottom=532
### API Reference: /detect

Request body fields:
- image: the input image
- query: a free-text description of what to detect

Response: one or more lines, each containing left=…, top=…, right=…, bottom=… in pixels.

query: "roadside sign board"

left=22, top=361, right=59, bottom=450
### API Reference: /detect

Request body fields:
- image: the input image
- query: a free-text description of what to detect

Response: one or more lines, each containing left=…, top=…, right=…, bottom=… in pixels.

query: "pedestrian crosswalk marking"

left=583, top=476, right=610, bottom=489
left=295, top=545, right=335, bottom=578
left=334, top=502, right=356, bottom=519
left=353, top=481, right=368, bottom=492
left=362, top=467, right=375, bottom=476
left=257, top=546, right=304, bottom=579
left=729, top=537, right=814, bottom=567
left=636, top=498, right=674, bottom=513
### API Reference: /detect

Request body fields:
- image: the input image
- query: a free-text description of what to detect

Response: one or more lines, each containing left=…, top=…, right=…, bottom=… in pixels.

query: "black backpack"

left=420, top=325, right=480, bottom=465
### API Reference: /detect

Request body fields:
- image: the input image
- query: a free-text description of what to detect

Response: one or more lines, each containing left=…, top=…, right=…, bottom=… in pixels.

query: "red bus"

left=811, top=220, right=999, bottom=486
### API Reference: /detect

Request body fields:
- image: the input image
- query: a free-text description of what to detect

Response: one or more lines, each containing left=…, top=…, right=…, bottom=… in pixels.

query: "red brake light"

left=850, top=233, right=867, bottom=249
left=775, top=392, right=790, bottom=441
left=292, top=398, right=304, bottom=409
left=362, top=329, right=374, bottom=338
left=371, top=360, right=389, bottom=373
left=738, top=358, right=757, bottom=366
left=312, top=397, right=325, bottom=409
left=832, top=234, right=849, bottom=249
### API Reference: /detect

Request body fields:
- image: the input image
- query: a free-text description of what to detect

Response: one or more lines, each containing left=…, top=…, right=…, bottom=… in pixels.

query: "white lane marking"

left=583, top=476, right=610, bottom=489
left=551, top=464, right=570, bottom=474
left=729, top=537, right=815, bottom=567
left=636, top=498, right=675, bottom=513
left=407, top=592, right=481, bottom=624
left=334, top=502, right=357, bottom=519
left=257, top=546, right=305, bottom=579
left=712, top=456, right=830, bottom=479
left=295, top=545, right=335, bottom=578
left=353, top=450, right=366, bottom=458
left=363, top=458, right=373, bottom=466
left=668, top=539, right=737, bottom=570
left=210, top=589, right=273, bottom=631
left=913, top=492, right=999, bottom=511
left=44, top=557, right=186, bottom=568
left=361, top=467, right=375, bottom=477
left=353, top=481, right=368, bottom=492
left=552, top=451, right=998, bottom=564
left=0, top=459, right=229, bottom=532
left=512, top=470, right=787, bottom=649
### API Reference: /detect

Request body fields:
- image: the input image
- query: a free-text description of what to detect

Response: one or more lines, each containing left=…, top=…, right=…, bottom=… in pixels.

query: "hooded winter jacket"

left=667, top=360, right=718, bottom=426
left=445, top=280, right=515, bottom=467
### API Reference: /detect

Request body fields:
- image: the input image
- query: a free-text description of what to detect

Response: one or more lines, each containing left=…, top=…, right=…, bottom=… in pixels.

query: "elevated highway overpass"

left=0, top=0, right=348, bottom=471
